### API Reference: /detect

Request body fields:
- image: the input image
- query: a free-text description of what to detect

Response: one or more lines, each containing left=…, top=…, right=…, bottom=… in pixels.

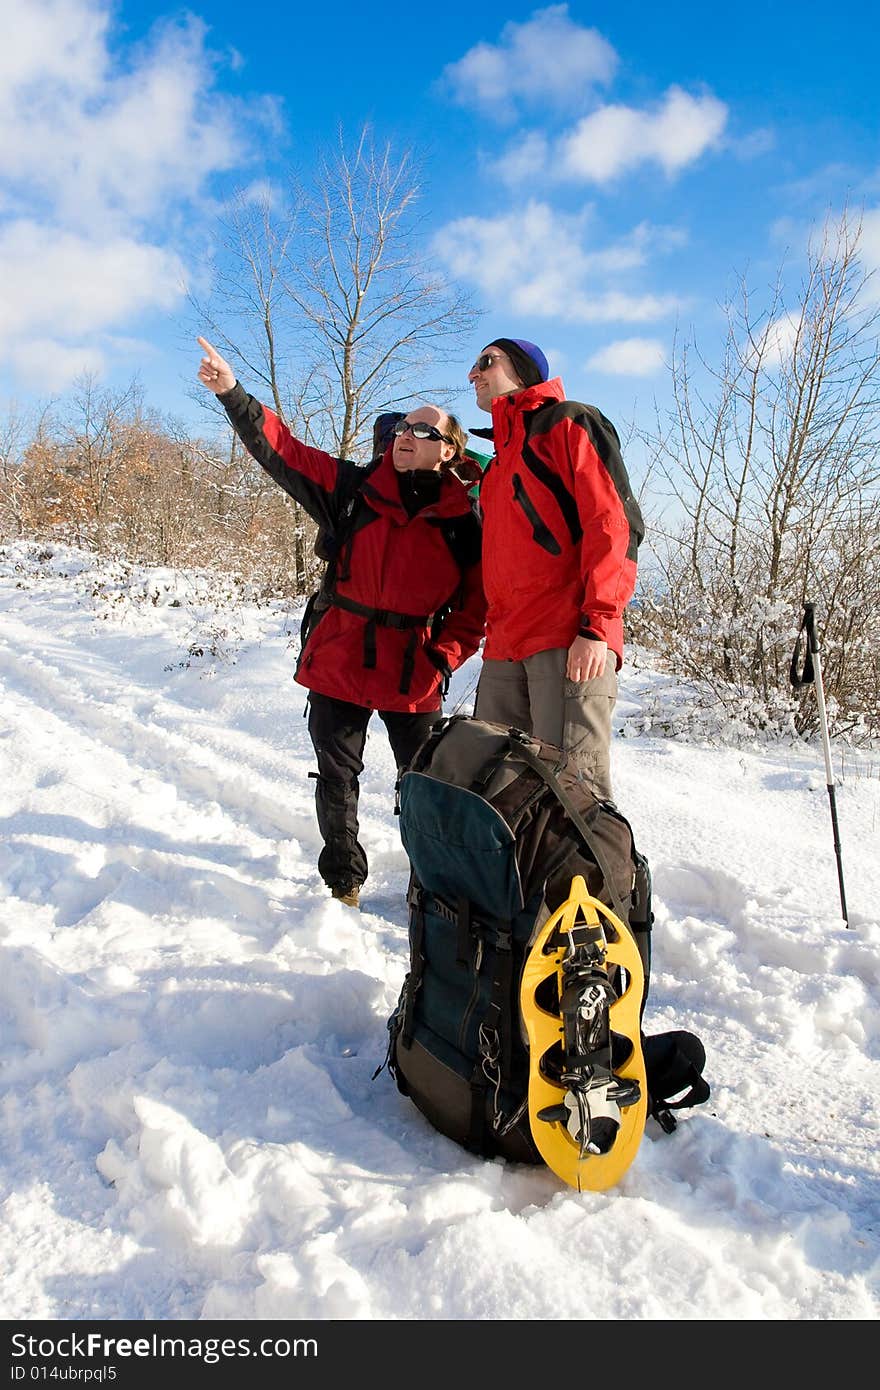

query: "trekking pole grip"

left=790, top=603, right=816, bottom=688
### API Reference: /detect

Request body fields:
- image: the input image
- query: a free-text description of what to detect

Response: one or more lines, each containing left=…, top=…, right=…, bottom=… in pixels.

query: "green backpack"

left=377, top=717, right=709, bottom=1182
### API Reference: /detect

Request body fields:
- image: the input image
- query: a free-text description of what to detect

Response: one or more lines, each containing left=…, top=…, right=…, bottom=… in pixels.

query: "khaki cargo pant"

left=474, top=648, right=618, bottom=803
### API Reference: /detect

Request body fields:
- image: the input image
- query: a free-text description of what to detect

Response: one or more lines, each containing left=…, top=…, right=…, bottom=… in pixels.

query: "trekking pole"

left=790, top=603, right=849, bottom=927
left=448, top=664, right=481, bottom=716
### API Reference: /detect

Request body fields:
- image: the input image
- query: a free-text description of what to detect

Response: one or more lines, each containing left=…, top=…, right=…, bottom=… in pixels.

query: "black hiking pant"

left=307, top=692, right=439, bottom=894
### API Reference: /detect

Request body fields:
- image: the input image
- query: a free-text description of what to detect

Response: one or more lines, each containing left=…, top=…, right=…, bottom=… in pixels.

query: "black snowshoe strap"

left=468, top=1056, right=490, bottom=1155
left=506, top=731, right=630, bottom=924
left=643, top=1030, right=710, bottom=1133
left=490, top=926, right=514, bottom=1080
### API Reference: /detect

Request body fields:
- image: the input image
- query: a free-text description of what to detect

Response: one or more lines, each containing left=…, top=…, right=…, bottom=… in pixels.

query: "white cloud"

left=238, top=180, right=283, bottom=208
left=0, top=223, right=185, bottom=339
left=0, top=3, right=243, bottom=232
left=441, top=6, right=617, bottom=118
left=8, top=339, right=108, bottom=394
left=493, top=133, right=550, bottom=186
left=774, top=164, right=854, bottom=209
left=559, top=86, right=728, bottom=183
left=433, top=202, right=679, bottom=324
left=0, top=221, right=186, bottom=389
left=756, top=313, right=801, bottom=368
left=730, top=127, right=776, bottom=160
left=586, top=338, right=666, bottom=376
left=0, top=0, right=263, bottom=392
left=852, top=208, right=880, bottom=306
left=768, top=207, right=880, bottom=302
left=0, top=0, right=107, bottom=93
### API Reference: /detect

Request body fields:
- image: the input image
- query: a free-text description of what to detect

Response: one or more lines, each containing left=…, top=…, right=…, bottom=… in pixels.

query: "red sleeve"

left=219, top=382, right=341, bottom=525
left=431, top=557, right=487, bottom=671
left=565, top=419, right=638, bottom=645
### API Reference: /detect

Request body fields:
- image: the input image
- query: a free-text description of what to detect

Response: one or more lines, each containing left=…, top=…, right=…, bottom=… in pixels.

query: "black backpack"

left=377, top=717, right=709, bottom=1180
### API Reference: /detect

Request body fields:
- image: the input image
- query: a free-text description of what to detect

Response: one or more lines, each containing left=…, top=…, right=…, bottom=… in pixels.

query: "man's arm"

left=565, top=412, right=640, bottom=671
left=197, top=336, right=346, bottom=531
left=429, top=554, right=488, bottom=675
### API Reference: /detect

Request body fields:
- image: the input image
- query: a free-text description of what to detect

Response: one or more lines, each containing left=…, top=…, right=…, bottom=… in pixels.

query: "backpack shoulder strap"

left=505, top=730, right=630, bottom=923
left=322, top=455, right=384, bottom=584
left=335, top=454, right=383, bottom=534
left=299, top=455, right=386, bottom=657
left=436, top=506, right=482, bottom=573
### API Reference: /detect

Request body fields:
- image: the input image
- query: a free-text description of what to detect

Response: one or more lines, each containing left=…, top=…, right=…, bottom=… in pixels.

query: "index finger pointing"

left=196, top=336, right=216, bottom=359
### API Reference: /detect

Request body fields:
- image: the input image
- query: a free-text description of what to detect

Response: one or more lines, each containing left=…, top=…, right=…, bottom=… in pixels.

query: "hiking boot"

left=331, top=886, right=360, bottom=909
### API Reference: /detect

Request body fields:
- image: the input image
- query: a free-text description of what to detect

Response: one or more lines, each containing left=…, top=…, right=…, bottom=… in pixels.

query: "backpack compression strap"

left=505, top=731, right=630, bottom=924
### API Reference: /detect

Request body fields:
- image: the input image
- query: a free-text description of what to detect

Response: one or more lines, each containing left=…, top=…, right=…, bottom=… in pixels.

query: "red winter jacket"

left=220, top=383, right=486, bottom=712
left=477, top=378, right=643, bottom=670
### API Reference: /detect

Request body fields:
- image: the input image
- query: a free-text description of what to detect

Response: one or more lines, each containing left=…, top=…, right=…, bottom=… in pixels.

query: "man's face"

left=391, top=406, right=456, bottom=472
left=468, top=346, right=524, bottom=413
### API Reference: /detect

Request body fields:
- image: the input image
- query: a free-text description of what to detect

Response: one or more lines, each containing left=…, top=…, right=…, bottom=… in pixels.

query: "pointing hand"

left=197, top=337, right=236, bottom=395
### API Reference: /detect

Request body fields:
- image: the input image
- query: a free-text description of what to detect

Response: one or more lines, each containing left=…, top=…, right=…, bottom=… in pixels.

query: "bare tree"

left=58, top=375, right=145, bottom=548
left=191, top=125, right=478, bottom=458
left=287, top=126, right=476, bottom=457
left=634, top=211, right=880, bottom=737
left=188, top=186, right=337, bottom=592
left=187, top=125, right=478, bottom=596
left=189, top=186, right=306, bottom=426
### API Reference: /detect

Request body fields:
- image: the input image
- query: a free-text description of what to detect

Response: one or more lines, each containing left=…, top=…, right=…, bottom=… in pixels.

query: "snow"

left=1, top=539, right=878, bottom=1324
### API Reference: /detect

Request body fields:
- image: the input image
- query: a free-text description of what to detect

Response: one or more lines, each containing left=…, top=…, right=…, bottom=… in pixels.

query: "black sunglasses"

left=471, top=352, right=502, bottom=373
left=393, top=418, right=452, bottom=444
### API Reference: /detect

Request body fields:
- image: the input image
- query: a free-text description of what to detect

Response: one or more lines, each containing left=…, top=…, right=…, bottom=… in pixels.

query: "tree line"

left=0, top=375, right=323, bottom=598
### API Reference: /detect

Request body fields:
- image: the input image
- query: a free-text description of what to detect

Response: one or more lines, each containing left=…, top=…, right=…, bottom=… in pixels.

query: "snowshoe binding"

left=520, top=874, right=647, bottom=1191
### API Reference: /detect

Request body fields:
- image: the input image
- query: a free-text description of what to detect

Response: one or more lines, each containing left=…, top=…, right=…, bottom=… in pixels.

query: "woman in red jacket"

left=198, top=337, right=486, bottom=909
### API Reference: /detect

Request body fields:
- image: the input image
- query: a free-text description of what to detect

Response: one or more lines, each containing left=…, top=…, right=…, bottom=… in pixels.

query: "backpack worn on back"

left=298, top=413, right=484, bottom=674
left=378, top=716, right=709, bottom=1180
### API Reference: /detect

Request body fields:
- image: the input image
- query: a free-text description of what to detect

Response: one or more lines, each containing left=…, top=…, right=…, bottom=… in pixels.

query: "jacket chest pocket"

left=512, top=474, right=561, bottom=556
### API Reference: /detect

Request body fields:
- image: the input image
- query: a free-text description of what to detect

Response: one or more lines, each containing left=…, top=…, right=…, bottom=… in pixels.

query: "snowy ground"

left=0, top=540, right=877, bottom=1322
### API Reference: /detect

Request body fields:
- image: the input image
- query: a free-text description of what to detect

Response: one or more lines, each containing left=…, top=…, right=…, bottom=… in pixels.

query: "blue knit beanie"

left=489, top=337, right=549, bottom=387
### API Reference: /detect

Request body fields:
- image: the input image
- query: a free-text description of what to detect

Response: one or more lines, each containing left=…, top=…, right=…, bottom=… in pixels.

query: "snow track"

left=1, top=543, right=877, bottom=1321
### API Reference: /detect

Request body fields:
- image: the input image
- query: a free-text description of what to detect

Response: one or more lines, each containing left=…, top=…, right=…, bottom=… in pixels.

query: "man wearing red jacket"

left=198, top=337, right=486, bottom=908
left=467, top=338, right=644, bottom=802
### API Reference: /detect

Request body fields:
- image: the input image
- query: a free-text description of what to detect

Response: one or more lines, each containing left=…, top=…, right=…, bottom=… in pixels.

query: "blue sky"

left=2, top=0, right=879, bottom=458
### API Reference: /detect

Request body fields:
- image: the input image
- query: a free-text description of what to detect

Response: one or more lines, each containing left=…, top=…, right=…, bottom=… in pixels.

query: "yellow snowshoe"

left=520, top=874, right=647, bottom=1191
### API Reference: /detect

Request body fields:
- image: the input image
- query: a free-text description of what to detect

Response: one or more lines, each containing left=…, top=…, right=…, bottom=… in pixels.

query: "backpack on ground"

left=377, top=716, right=709, bottom=1190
